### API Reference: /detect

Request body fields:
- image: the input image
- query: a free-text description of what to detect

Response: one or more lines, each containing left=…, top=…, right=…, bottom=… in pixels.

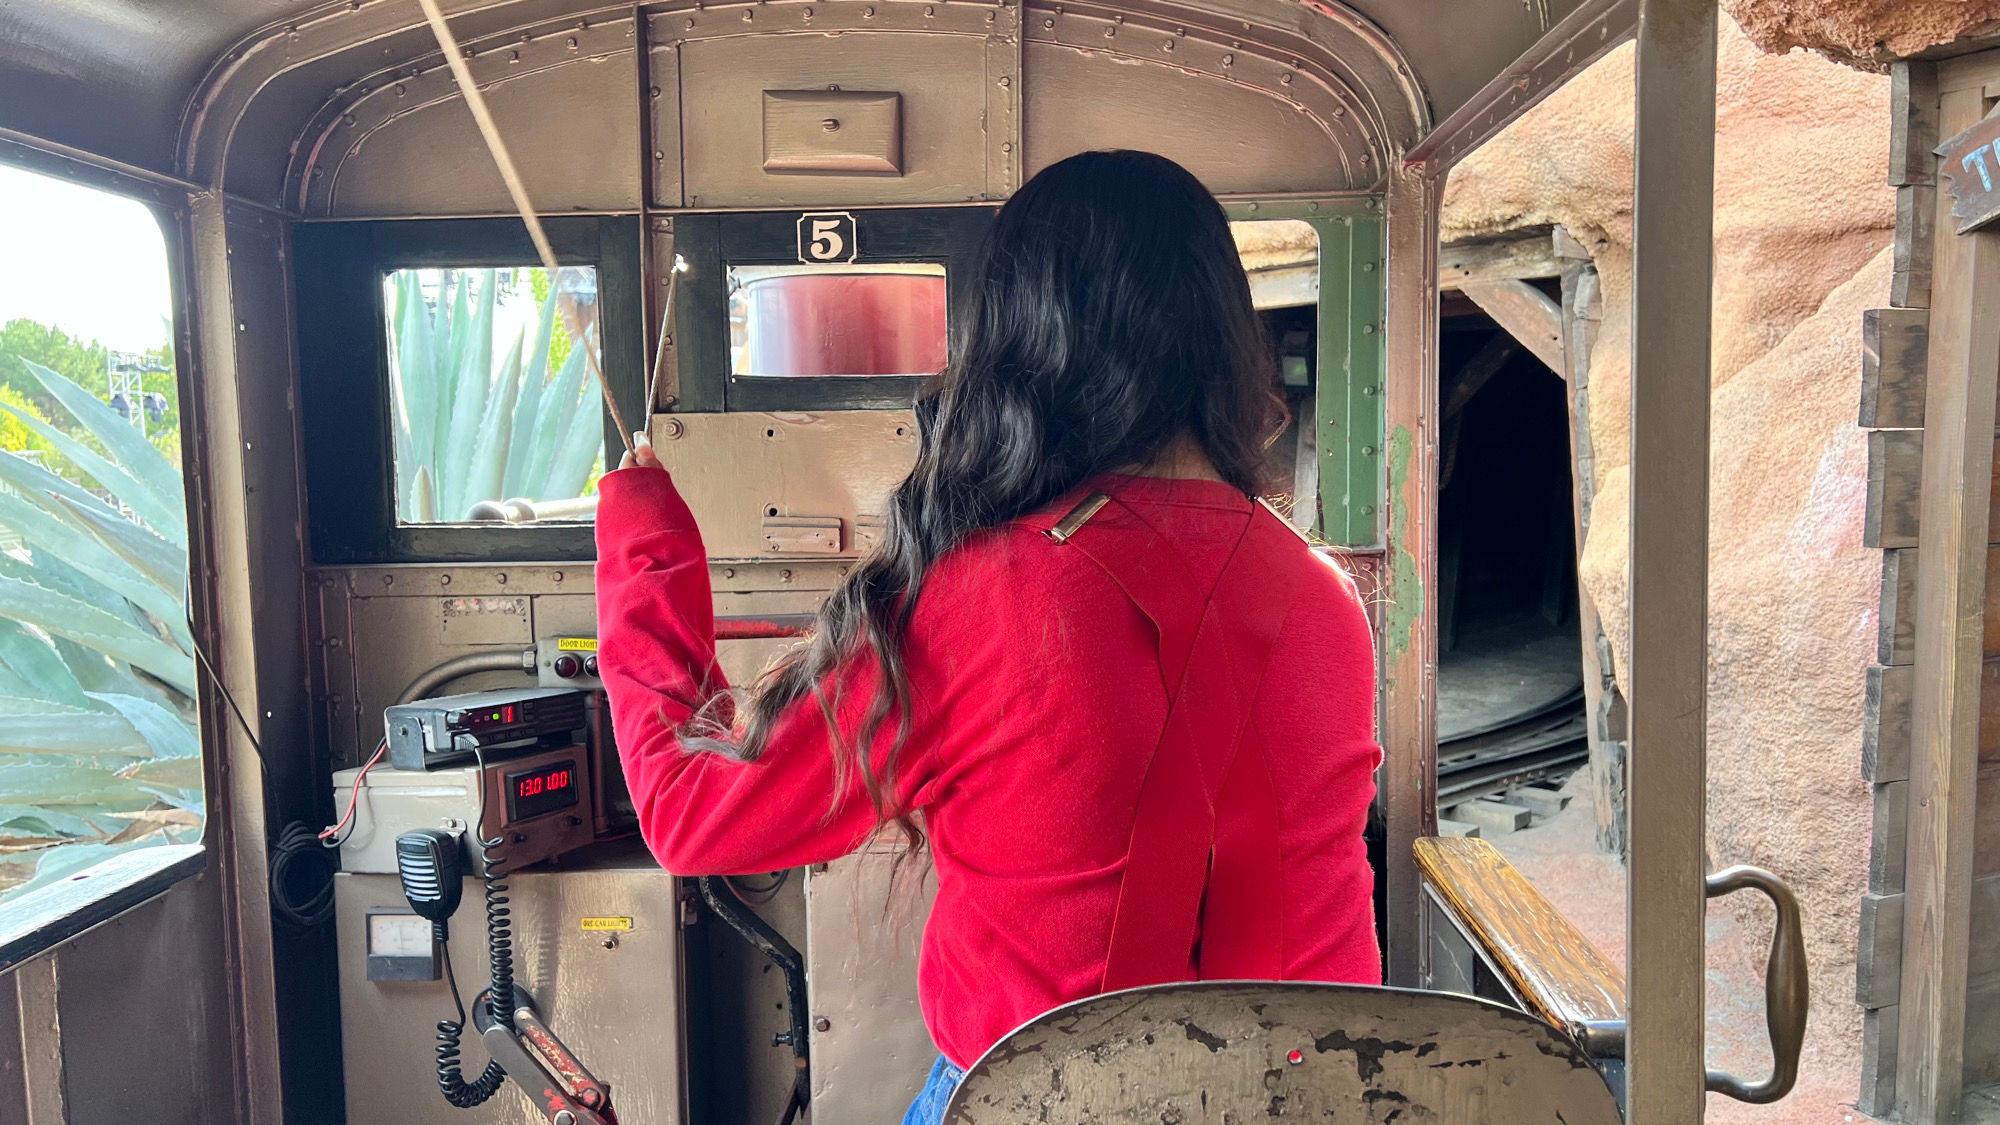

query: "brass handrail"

left=1701, top=866, right=1808, bottom=1103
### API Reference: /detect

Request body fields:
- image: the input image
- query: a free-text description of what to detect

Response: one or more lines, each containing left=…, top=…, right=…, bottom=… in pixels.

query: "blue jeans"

left=901, top=1055, right=965, bottom=1125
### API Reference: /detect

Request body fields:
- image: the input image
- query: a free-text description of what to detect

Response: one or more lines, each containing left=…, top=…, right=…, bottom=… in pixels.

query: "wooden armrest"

left=1414, top=836, right=1626, bottom=1048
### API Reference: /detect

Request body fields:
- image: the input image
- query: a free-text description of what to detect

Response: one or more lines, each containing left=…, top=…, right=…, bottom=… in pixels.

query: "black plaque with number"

left=796, top=211, right=859, bottom=263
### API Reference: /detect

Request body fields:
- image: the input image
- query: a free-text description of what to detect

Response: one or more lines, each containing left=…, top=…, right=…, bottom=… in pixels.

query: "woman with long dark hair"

left=596, top=150, right=1381, bottom=1125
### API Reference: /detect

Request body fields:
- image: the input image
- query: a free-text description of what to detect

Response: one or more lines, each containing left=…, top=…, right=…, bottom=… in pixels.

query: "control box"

left=331, top=743, right=595, bottom=874
left=538, top=634, right=604, bottom=690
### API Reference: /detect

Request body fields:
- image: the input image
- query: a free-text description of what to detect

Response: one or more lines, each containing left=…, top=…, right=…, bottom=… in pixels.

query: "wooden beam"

left=1896, top=73, right=2000, bottom=1118
left=1864, top=659, right=2000, bottom=784
left=1442, top=335, right=1518, bottom=422
left=1858, top=872, right=2000, bottom=1009
left=1460, top=279, right=1565, bottom=373
left=1864, top=431, right=2000, bottom=549
left=1439, top=228, right=1562, bottom=289
left=1860, top=307, right=1931, bottom=429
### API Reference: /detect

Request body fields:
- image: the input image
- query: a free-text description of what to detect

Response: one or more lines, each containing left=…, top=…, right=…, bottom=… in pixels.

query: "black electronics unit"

left=385, top=687, right=590, bottom=770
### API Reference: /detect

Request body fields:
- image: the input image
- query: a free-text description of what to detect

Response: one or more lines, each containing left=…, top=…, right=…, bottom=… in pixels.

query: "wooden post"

left=1624, top=0, right=1716, bottom=1119
left=1895, top=64, right=2000, bottom=1125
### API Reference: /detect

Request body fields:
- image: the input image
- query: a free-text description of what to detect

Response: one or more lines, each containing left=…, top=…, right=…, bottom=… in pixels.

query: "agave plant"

left=386, top=268, right=606, bottom=522
left=0, top=358, right=200, bottom=905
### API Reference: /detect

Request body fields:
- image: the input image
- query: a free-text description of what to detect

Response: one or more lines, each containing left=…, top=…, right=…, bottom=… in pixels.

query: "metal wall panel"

left=678, top=28, right=997, bottom=207
left=305, top=38, right=643, bottom=217
left=334, top=857, right=685, bottom=1125
left=1021, top=41, right=1358, bottom=194
left=805, top=849, right=939, bottom=1125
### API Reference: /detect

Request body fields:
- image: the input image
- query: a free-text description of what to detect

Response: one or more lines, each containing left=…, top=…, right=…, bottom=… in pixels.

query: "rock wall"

left=1722, top=0, right=2000, bottom=70
left=1439, top=13, right=1893, bottom=1090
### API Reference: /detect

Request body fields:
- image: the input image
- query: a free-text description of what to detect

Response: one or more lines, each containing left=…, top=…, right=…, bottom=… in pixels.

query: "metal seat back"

left=945, top=981, right=1623, bottom=1124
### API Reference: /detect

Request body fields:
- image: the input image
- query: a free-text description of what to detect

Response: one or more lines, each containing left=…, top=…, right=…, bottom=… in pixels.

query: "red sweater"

left=595, top=468, right=1382, bottom=1068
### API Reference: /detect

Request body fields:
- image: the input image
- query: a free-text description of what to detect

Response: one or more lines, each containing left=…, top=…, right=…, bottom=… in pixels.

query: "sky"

left=0, top=162, right=175, bottom=353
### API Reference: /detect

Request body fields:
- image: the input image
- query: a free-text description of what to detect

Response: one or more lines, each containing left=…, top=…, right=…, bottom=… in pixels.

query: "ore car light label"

left=581, top=917, right=634, bottom=932
left=557, top=637, right=599, bottom=652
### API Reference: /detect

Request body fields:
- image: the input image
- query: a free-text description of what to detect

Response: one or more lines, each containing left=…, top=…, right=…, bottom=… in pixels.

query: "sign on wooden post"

left=1937, top=113, right=2000, bottom=235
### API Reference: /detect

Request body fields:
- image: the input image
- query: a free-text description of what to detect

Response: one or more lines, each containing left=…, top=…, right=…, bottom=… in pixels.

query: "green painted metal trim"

left=1226, top=197, right=1386, bottom=546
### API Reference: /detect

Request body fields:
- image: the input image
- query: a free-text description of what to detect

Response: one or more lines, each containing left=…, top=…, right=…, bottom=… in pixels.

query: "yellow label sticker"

left=580, top=916, right=633, bottom=932
left=557, top=637, right=600, bottom=652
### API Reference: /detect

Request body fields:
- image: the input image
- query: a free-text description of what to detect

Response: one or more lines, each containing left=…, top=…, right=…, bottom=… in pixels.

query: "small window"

left=727, top=263, right=947, bottom=379
left=382, top=265, right=605, bottom=525
left=0, top=162, right=199, bottom=907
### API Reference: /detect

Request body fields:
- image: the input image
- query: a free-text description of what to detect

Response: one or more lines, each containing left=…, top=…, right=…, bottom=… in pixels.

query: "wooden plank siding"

left=1863, top=430, right=2000, bottom=550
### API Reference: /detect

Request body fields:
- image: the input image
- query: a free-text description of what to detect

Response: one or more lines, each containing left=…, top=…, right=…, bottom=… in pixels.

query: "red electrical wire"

left=321, top=740, right=389, bottom=844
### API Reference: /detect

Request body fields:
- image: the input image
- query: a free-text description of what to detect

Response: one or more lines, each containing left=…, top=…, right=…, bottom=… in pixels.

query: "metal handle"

left=1702, top=865, right=1808, bottom=1103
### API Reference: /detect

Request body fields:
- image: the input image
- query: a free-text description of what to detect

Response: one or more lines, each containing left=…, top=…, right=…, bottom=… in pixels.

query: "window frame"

left=671, top=206, right=994, bottom=413
left=0, top=142, right=213, bottom=941
left=294, top=215, right=644, bottom=564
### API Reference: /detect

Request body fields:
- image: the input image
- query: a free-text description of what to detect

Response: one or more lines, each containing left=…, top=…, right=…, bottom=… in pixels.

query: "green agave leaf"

left=0, top=619, right=89, bottom=708
left=461, top=330, right=525, bottom=512
left=51, top=492, right=186, bottom=595
left=87, top=692, right=197, bottom=759
left=15, top=359, right=185, bottom=537
left=115, top=755, right=203, bottom=790
left=0, top=557, right=196, bottom=696
left=7, top=841, right=150, bottom=902
left=545, top=338, right=607, bottom=498
left=0, top=424, right=124, bottom=524
left=439, top=270, right=500, bottom=518
left=0, top=806, right=101, bottom=837
left=0, top=486, right=176, bottom=631
left=0, top=696, right=142, bottom=756
left=433, top=274, right=473, bottom=480
left=501, top=291, right=559, bottom=498
left=16, top=547, right=192, bottom=672
left=0, top=761, right=155, bottom=807
left=524, top=345, right=586, bottom=493
left=393, top=272, right=441, bottom=508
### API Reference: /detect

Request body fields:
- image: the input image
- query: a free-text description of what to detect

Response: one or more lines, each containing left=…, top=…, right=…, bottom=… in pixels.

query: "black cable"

left=269, top=821, right=337, bottom=930
left=725, top=869, right=792, bottom=905
left=431, top=744, right=517, bottom=1108
left=434, top=922, right=507, bottom=1108
left=183, top=580, right=271, bottom=780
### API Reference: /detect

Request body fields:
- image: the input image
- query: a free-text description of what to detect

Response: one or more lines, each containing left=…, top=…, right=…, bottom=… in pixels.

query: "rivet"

left=924, top=5, right=935, bottom=16
left=1174, top=25, right=1186, bottom=34
left=1043, top=16, right=1054, bottom=27
left=1162, top=38, right=1174, bottom=51
left=1247, top=202, right=1259, bottom=212
left=986, top=9, right=996, bottom=20
left=440, top=574, right=452, bottom=586
left=1002, top=142, right=1014, bottom=153
left=803, top=6, right=814, bottom=17
left=1362, top=385, right=1378, bottom=396
left=1362, top=261, right=1376, bottom=272
left=662, top=418, right=686, bottom=439
left=651, top=85, right=663, bottom=97
left=1362, top=505, right=1376, bottom=515
left=496, top=572, right=508, bottom=584
left=1221, top=53, right=1233, bottom=65
left=1362, top=324, right=1377, bottom=334
left=1334, top=105, right=1346, bottom=117
left=1280, top=72, right=1294, bottom=85
left=998, top=76, right=1011, bottom=88
left=743, top=9, right=753, bottom=20
left=1104, top=25, right=1115, bottom=36
left=814, top=1017, right=833, bottom=1032
left=462, top=46, right=475, bottom=57
left=654, top=150, right=665, bottom=160
left=553, top=571, right=565, bottom=582
left=1362, top=445, right=1376, bottom=455
left=567, top=35, right=580, bottom=48
left=723, top=567, right=737, bottom=578
left=394, top=83, right=407, bottom=95
left=781, top=569, right=795, bottom=583
left=508, top=50, right=521, bottom=63
left=1308, top=201, right=1320, bottom=212
left=341, top=113, right=356, bottom=126
left=382, top=574, right=394, bottom=586
left=822, top=117, right=841, bottom=131
left=685, top=16, right=696, bottom=27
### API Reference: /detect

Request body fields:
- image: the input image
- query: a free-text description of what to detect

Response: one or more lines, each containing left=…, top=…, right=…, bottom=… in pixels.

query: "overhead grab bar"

left=1701, top=866, right=1808, bottom=1104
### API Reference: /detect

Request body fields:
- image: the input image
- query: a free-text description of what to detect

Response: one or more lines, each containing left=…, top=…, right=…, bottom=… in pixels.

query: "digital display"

left=506, top=759, right=579, bottom=823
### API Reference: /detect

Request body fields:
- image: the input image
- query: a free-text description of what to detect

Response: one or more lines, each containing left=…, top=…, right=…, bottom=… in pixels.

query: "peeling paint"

left=1380, top=424, right=1424, bottom=680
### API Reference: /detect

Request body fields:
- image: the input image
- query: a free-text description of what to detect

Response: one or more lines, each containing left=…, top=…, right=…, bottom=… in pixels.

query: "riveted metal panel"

left=299, top=30, right=643, bottom=217
left=672, top=12, right=1000, bottom=207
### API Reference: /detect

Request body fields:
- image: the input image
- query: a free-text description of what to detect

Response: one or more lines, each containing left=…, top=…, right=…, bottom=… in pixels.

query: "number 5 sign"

left=797, top=212, right=859, bottom=264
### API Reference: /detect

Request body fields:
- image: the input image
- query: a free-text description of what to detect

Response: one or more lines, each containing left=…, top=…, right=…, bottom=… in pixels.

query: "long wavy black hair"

left=692, top=150, right=1283, bottom=845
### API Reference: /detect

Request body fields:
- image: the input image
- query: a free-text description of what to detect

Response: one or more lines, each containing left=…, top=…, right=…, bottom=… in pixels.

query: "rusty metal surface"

left=944, top=981, right=1622, bottom=1124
